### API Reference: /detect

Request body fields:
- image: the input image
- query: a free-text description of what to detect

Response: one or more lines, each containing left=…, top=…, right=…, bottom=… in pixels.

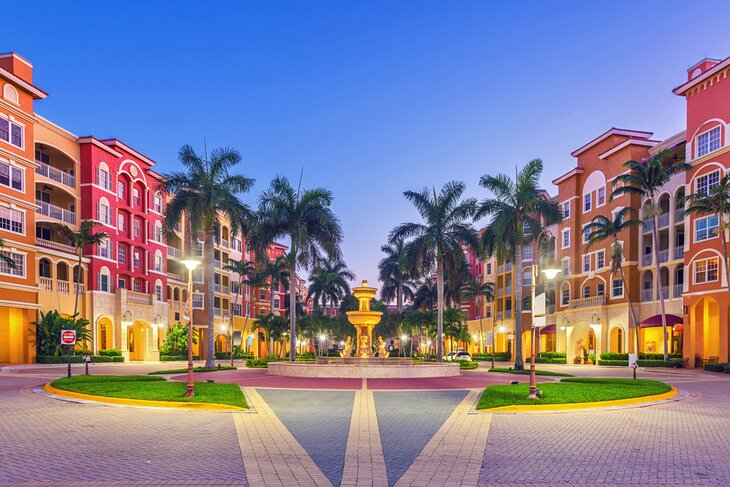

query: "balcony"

left=37, top=200, right=76, bottom=225
left=674, top=209, right=684, bottom=222
left=643, top=219, right=653, bottom=232
left=675, top=246, right=684, bottom=260
left=658, top=213, right=670, bottom=228
left=39, top=277, right=53, bottom=291
left=568, top=295, right=606, bottom=309
left=657, top=249, right=669, bottom=264
left=36, top=238, right=75, bottom=254
left=642, top=254, right=652, bottom=266
left=127, top=290, right=152, bottom=305
left=74, top=283, right=84, bottom=294
left=657, top=286, right=669, bottom=300
left=220, top=239, right=229, bottom=249
left=58, top=281, right=69, bottom=294
left=168, top=272, right=183, bottom=281
left=167, top=246, right=182, bottom=259
left=641, top=289, right=653, bottom=302
left=504, top=310, right=512, bottom=319
left=673, top=284, right=683, bottom=298
left=214, top=283, right=229, bottom=295
left=36, top=161, right=76, bottom=189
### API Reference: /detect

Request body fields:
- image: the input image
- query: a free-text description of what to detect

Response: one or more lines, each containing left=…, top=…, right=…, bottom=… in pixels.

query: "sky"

left=7, top=1, right=730, bottom=286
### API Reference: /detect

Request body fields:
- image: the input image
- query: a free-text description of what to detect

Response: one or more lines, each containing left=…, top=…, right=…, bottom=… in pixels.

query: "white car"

left=444, top=351, right=472, bottom=362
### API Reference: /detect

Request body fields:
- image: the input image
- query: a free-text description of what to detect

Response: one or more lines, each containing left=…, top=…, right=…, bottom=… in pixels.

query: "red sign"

left=61, top=330, right=77, bottom=346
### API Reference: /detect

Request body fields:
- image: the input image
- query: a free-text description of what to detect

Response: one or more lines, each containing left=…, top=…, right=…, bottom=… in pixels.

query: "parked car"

left=444, top=351, right=472, bottom=362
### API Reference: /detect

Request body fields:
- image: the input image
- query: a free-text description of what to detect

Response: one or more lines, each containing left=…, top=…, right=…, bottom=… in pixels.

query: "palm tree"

left=223, top=258, right=255, bottom=362
left=0, top=239, right=16, bottom=268
left=612, top=150, right=690, bottom=362
left=477, top=160, right=562, bottom=370
left=413, top=277, right=438, bottom=311
left=684, top=172, right=730, bottom=295
left=461, top=279, right=495, bottom=354
left=378, top=238, right=413, bottom=312
left=262, top=255, right=289, bottom=316
left=54, top=220, right=109, bottom=318
left=389, top=181, right=479, bottom=362
left=163, top=145, right=254, bottom=368
left=584, top=208, right=642, bottom=355
left=308, top=260, right=355, bottom=316
left=257, top=176, right=343, bottom=361
left=243, top=270, right=267, bottom=319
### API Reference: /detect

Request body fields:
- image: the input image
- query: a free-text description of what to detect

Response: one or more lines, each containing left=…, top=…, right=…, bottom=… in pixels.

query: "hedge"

left=473, top=352, right=511, bottom=362
left=160, top=355, right=200, bottom=361
left=598, top=358, right=685, bottom=367
left=37, top=355, right=124, bottom=364
left=704, top=362, right=730, bottom=373
left=97, top=349, right=123, bottom=357
left=599, top=352, right=683, bottom=361
left=214, top=352, right=254, bottom=360
left=460, top=361, right=479, bottom=370
left=533, top=357, right=567, bottom=364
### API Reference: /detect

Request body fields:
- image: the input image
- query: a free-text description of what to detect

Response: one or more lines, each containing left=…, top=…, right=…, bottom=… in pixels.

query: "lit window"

left=583, top=193, right=592, bottom=212
left=96, top=166, right=111, bottom=190
left=117, top=180, right=126, bottom=199
left=118, top=245, right=127, bottom=264
left=153, top=192, right=163, bottom=213
left=0, top=161, right=23, bottom=191
left=597, top=187, right=606, bottom=206
left=118, top=213, right=126, bottom=231
left=0, top=250, right=24, bottom=277
left=0, top=207, right=24, bottom=234
left=133, top=188, right=141, bottom=207
left=612, top=279, right=623, bottom=297
left=523, top=222, right=531, bottom=235
left=695, top=215, right=719, bottom=242
left=695, top=258, right=719, bottom=284
left=154, top=251, right=163, bottom=272
left=98, top=239, right=111, bottom=259
left=697, top=127, right=721, bottom=157
left=153, top=222, right=163, bottom=242
left=133, top=219, right=141, bottom=238
left=133, top=280, right=143, bottom=293
left=97, top=199, right=111, bottom=225
left=696, top=171, right=720, bottom=195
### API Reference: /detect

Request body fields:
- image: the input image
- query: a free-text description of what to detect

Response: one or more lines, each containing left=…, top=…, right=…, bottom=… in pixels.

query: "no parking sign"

left=61, top=329, right=76, bottom=346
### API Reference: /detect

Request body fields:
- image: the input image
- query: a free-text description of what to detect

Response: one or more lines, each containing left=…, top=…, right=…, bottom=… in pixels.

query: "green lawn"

left=51, top=375, right=247, bottom=408
left=488, top=367, right=572, bottom=377
left=477, top=378, right=671, bottom=410
left=149, top=366, right=237, bottom=375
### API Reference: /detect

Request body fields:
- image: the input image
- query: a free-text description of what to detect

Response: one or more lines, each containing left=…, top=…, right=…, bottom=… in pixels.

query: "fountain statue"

left=346, top=280, right=384, bottom=359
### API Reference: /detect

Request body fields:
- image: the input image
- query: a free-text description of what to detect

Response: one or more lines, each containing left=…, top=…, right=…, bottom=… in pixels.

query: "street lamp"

left=181, top=258, right=201, bottom=398
left=528, top=230, right=560, bottom=400
left=318, top=334, right=327, bottom=356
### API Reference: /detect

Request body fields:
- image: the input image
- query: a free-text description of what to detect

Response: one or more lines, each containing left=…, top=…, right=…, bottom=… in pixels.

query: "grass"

left=488, top=367, right=572, bottom=377
left=51, top=375, right=247, bottom=408
left=148, top=366, right=237, bottom=375
left=477, top=377, right=671, bottom=410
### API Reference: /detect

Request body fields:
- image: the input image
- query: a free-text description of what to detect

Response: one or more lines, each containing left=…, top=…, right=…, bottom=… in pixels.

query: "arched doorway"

left=610, top=326, right=623, bottom=353
left=128, top=320, right=151, bottom=361
left=692, top=297, right=720, bottom=362
left=97, top=316, right=114, bottom=351
left=215, top=334, right=227, bottom=354
left=522, top=330, right=532, bottom=358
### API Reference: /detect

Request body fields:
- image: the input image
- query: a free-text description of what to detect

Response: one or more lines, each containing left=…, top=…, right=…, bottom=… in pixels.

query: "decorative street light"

left=181, top=258, right=201, bottom=398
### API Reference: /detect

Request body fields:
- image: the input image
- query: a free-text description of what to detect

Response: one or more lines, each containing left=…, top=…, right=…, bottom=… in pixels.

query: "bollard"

left=83, top=355, right=91, bottom=375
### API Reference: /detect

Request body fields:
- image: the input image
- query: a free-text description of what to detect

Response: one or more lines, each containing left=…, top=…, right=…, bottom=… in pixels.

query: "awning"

left=540, top=324, right=556, bottom=335
left=639, top=314, right=683, bottom=328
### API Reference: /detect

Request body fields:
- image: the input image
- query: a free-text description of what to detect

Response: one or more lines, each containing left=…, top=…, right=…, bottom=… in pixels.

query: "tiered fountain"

left=267, top=280, right=460, bottom=378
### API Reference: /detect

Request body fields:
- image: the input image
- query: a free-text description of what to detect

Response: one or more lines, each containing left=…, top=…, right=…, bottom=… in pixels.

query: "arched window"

left=560, top=282, right=570, bottom=306
left=153, top=192, right=163, bottom=213
left=153, top=221, right=163, bottom=242
left=97, top=197, right=111, bottom=225
left=98, top=266, right=111, bottom=293
left=39, top=258, right=52, bottom=278
left=3, top=84, right=19, bottom=104
left=154, top=279, right=163, bottom=301
left=96, top=162, right=111, bottom=190
left=154, top=250, right=163, bottom=272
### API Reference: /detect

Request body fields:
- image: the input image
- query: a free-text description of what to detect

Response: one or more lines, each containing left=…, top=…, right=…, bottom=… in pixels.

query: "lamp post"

left=528, top=230, right=561, bottom=400
left=493, top=312, right=503, bottom=370
left=181, top=258, right=201, bottom=398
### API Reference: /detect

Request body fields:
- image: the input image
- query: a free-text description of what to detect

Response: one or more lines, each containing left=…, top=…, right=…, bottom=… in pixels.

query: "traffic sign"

left=61, top=329, right=77, bottom=346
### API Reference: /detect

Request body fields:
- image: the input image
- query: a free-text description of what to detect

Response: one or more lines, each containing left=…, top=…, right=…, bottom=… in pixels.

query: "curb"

left=41, top=382, right=247, bottom=411
left=475, top=386, right=682, bottom=414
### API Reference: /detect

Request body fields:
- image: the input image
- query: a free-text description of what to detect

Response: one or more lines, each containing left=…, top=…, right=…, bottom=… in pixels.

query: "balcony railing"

left=220, top=239, right=229, bottom=249
left=39, top=277, right=53, bottom=291
left=214, top=283, right=230, bottom=294
left=497, top=288, right=504, bottom=297
left=167, top=246, right=182, bottom=259
left=642, top=254, right=652, bottom=266
left=168, top=272, right=183, bottom=281
left=58, top=281, right=69, bottom=294
left=658, top=213, right=670, bottom=228
left=36, top=238, right=75, bottom=254
left=37, top=200, right=76, bottom=225
left=641, top=289, right=653, bottom=302
left=36, top=161, right=76, bottom=188
left=74, top=283, right=84, bottom=294
left=673, top=284, right=683, bottom=298
left=675, top=246, right=684, bottom=260
left=643, top=218, right=653, bottom=232
left=127, top=290, right=152, bottom=304
left=568, top=295, right=606, bottom=309
left=657, top=286, right=669, bottom=300
left=675, top=209, right=684, bottom=222
left=657, top=249, right=669, bottom=264
left=504, top=310, right=512, bottom=319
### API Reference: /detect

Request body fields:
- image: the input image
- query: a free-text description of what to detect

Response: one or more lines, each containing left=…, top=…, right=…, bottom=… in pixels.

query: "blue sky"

left=8, top=1, right=730, bottom=285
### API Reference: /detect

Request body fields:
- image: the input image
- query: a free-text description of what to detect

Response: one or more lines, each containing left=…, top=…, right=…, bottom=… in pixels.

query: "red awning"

left=639, top=314, right=683, bottom=328
left=540, top=324, right=556, bottom=335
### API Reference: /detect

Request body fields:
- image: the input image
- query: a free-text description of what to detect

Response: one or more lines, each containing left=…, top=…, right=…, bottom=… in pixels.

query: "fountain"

left=267, top=280, right=460, bottom=378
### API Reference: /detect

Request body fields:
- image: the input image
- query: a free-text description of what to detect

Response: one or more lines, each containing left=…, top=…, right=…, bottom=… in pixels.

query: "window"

left=486, top=263, right=492, bottom=274
left=597, top=283, right=605, bottom=296
left=154, top=251, right=163, bottom=272
left=697, top=126, right=721, bottom=157
left=562, top=201, right=570, bottom=219
left=0, top=207, right=24, bottom=234
left=98, top=273, right=111, bottom=292
left=523, top=222, right=532, bottom=236
left=696, top=171, right=720, bottom=195
left=583, top=254, right=591, bottom=273
left=561, top=288, right=570, bottom=306
left=155, top=284, right=163, bottom=301
left=522, top=270, right=532, bottom=286
left=133, top=188, right=141, bottom=207
left=118, top=213, right=126, bottom=231
left=562, top=228, right=570, bottom=249
left=695, top=215, right=719, bottom=242
left=233, top=239, right=242, bottom=252
left=3, top=84, right=19, bottom=104
left=583, top=193, right=591, bottom=212
left=153, top=222, right=163, bottom=242
left=274, top=297, right=280, bottom=309
left=0, top=161, right=23, bottom=191
left=596, top=250, right=605, bottom=269
left=485, top=306, right=492, bottom=318
left=582, top=226, right=591, bottom=244
left=133, top=280, right=143, bottom=293
left=612, top=279, right=624, bottom=297
left=118, top=245, right=127, bottom=264
left=562, top=258, right=570, bottom=276
left=97, top=199, right=111, bottom=225
left=117, top=277, right=126, bottom=289
left=259, top=290, right=266, bottom=300
left=133, top=251, right=141, bottom=269
left=153, top=192, right=163, bottom=213
left=0, top=250, right=24, bottom=277
left=96, top=165, right=111, bottom=190
left=522, top=247, right=533, bottom=261
left=193, top=293, right=204, bottom=309
left=597, top=187, right=606, bottom=206
left=583, top=286, right=590, bottom=298
left=117, top=180, right=126, bottom=199
left=133, top=219, right=141, bottom=238
left=0, top=117, right=23, bottom=148
left=695, top=257, right=719, bottom=284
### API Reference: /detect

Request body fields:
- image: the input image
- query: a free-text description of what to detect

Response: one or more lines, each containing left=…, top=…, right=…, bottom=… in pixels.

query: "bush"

left=537, top=352, right=566, bottom=359
left=473, top=352, right=511, bottom=362
left=637, top=358, right=685, bottom=367
left=533, top=356, right=567, bottom=364
left=460, top=361, right=479, bottom=370
left=34, top=311, right=92, bottom=357
left=214, top=352, right=254, bottom=360
left=97, top=349, right=123, bottom=357
left=598, top=359, right=629, bottom=366
left=246, top=358, right=271, bottom=368
left=160, top=354, right=200, bottom=361
left=704, top=362, right=727, bottom=372
left=36, top=355, right=124, bottom=364
left=725, top=363, right=730, bottom=374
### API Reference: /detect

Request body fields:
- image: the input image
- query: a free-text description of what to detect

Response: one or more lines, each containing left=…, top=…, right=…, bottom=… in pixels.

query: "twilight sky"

left=7, top=1, right=730, bottom=285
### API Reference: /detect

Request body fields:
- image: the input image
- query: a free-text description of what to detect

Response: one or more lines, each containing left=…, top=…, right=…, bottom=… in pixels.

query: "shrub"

left=98, top=349, right=123, bottom=357
left=34, top=311, right=91, bottom=357
left=246, top=358, right=271, bottom=368
left=36, top=355, right=124, bottom=364
left=160, top=323, right=197, bottom=355
left=598, top=359, right=629, bottom=366
left=159, top=354, right=200, bottom=361
left=215, top=352, right=254, bottom=360
left=537, top=352, right=566, bottom=359
left=704, top=362, right=727, bottom=372
left=473, top=352, right=511, bottom=362
left=460, top=361, right=479, bottom=370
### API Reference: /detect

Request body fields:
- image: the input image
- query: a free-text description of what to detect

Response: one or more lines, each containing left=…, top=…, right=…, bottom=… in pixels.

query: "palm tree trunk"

left=479, top=316, right=484, bottom=355
left=204, top=230, right=216, bottom=368
left=436, top=256, right=445, bottom=362
left=270, top=277, right=276, bottom=316
left=721, top=219, right=730, bottom=295
left=289, top=238, right=297, bottom=362
left=651, top=212, right=669, bottom=362
left=618, top=264, right=640, bottom=356
left=233, top=282, right=241, bottom=367
left=397, top=281, right=403, bottom=313
left=514, top=243, right=524, bottom=370
left=73, top=250, right=82, bottom=317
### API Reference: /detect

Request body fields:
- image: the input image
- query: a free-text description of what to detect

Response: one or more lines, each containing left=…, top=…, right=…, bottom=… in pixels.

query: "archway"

left=127, top=319, right=151, bottom=361
left=522, top=330, right=532, bottom=359
left=97, top=316, right=114, bottom=351
left=609, top=326, right=624, bottom=353
left=215, top=334, right=227, bottom=354
left=692, top=297, right=720, bottom=362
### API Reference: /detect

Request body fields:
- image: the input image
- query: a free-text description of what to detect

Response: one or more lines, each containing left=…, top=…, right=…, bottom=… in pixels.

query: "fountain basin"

left=267, top=361, right=460, bottom=378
